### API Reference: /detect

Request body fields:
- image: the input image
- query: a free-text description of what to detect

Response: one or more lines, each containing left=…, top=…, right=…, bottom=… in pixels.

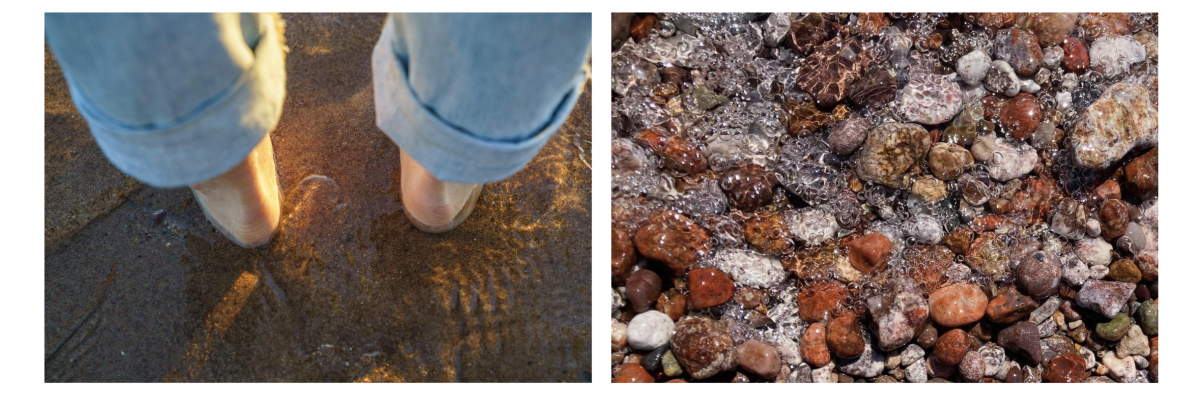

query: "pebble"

left=898, top=73, right=963, bottom=125
left=986, top=138, right=1038, bottom=181
left=635, top=210, right=712, bottom=274
left=662, top=350, right=683, bottom=377
left=1102, top=351, right=1137, bottom=382
left=634, top=127, right=709, bottom=175
left=934, top=329, right=970, bottom=366
left=671, top=317, right=738, bottom=379
left=614, top=363, right=655, bottom=383
left=1069, top=83, right=1158, bottom=169
left=848, top=67, right=898, bottom=109
left=612, top=288, right=624, bottom=314
left=1042, top=45, right=1063, bottom=69
left=917, top=324, right=939, bottom=349
left=737, top=340, right=782, bottom=379
left=868, top=286, right=930, bottom=351
left=956, top=50, right=991, bottom=86
left=628, top=310, right=675, bottom=350
left=1137, top=300, right=1157, bottom=336
left=929, top=283, right=988, bottom=328
left=720, top=164, right=778, bottom=212
left=612, top=228, right=636, bottom=285
left=658, top=292, right=688, bottom=321
left=687, top=267, right=734, bottom=309
left=613, top=319, right=629, bottom=350
left=1000, top=93, right=1042, bottom=139
left=910, top=176, right=947, bottom=204
left=1076, top=280, right=1136, bottom=319
left=958, top=352, right=986, bottom=381
left=993, top=28, right=1044, bottom=76
left=1123, top=147, right=1158, bottom=199
left=966, top=232, right=1011, bottom=280
left=796, top=36, right=865, bottom=107
left=1029, top=296, right=1063, bottom=324
left=784, top=100, right=832, bottom=137
left=855, top=122, right=931, bottom=189
left=812, top=363, right=835, bottom=383
left=985, top=60, right=1021, bottom=97
left=927, top=143, right=975, bottom=180
left=827, top=117, right=870, bottom=155
left=986, top=286, right=1038, bottom=324
left=1076, top=236, right=1114, bottom=266
left=709, top=249, right=787, bottom=288
left=1089, top=36, right=1147, bottom=78
left=978, top=343, right=1007, bottom=377
left=836, top=343, right=886, bottom=378
left=971, top=130, right=998, bottom=162
left=996, top=321, right=1044, bottom=364
left=797, top=279, right=851, bottom=323
left=1106, top=259, right=1141, bottom=283
left=776, top=337, right=802, bottom=366
left=1016, top=251, right=1062, bottom=298
left=905, top=358, right=928, bottom=383
left=1061, top=36, right=1090, bottom=73
left=1096, top=313, right=1133, bottom=341
left=784, top=207, right=839, bottom=246
left=827, top=313, right=867, bottom=358
left=642, top=345, right=669, bottom=372
left=848, top=232, right=893, bottom=273
left=744, top=213, right=792, bottom=255
left=1017, top=12, right=1079, bottom=46
left=900, top=344, right=925, bottom=367
left=1099, top=199, right=1129, bottom=241
left=1046, top=352, right=1090, bottom=382
left=627, top=269, right=663, bottom=312
left=1117, top=325, right=1150, bottom=358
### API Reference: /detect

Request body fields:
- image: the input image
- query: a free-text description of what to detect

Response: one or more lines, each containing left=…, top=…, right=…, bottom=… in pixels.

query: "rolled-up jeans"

left=45, top=13, right=591, bottom=187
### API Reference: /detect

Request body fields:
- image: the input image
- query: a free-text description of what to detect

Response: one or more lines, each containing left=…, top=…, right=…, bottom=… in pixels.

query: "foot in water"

left=189, top=135, right=282, bottom=247
left=398, top=147, right=483, bottom=233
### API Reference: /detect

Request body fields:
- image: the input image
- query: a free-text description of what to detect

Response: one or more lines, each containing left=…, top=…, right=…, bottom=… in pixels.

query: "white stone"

left=785, top=207, right=838, bottom=245
left=1076, top=237, right=1114, bottom=266
left=612, top=319, right=628, bottom=350
left=957, top=50, right=990, bottom=86
left=710, top=248, right=787, bottom=288
left=906, top=358, right=928, bottom=383
left=812, top=363, right=836, bottom=383
left=626, top=310, right=674, bottom=350
left=1117, top=325, right=1151, bottom=358
left=986, top=139, right=1038, bottom=181
left=900, top=344, right=925, bottom=367
left=1103, top=350, right=1137, bottom=382
left=1090, top=36, right=1147, bottom=78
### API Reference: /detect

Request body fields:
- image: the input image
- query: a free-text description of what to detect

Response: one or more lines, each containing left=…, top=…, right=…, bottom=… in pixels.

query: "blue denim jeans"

left=45, top=13, right=591, bottom=187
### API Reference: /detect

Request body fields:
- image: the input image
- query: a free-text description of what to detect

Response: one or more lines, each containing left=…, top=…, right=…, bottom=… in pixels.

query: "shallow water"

left=45, top=13, right=591, bottom=382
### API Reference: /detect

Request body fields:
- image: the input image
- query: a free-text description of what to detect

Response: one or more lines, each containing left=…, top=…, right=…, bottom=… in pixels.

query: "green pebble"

left=1138, top=301, right=1158, bottom=336
left=662, top=350, right=683, bottom=377
left=1096, top=313, right=1132, bottom=341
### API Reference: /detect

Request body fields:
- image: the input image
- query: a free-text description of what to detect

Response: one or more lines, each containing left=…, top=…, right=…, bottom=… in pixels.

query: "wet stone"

left=784, top=100, right=832, bottom=137
left=868, top=285, right=930, bottom=351
left=1062, top=36, right=1090, bottom=73
left=898, top=73, right=963, bottom=125
left=985, top=61, right=1021, bottom=97
left=836, top=343, right=886, bottom=378
left=628, top=310, right=675, bottom=350
left=927, top=143, right=975, bottom=181
left=797, top=280, right=851, bottom=323
left=634, top=210, right=712, bottom=275
left=687, top=267, right=735, bottom=309
left=1099, top=199, right=1129, bottom=241
left=614, top=363, right=655, bottom=383
left=957, top=50, right=991, bottom=86
left=720, top=164, right=777, bottom=212
left=737, top=339, right=782, bottom=379
left=634, top=127, right=709, bottom=175
left=801, top=323, right=832, bottom=367
left=902, top=245, right=954, bottom=295
left=744, top=213, right=792, bottom=256
left=612, top=227, right=636, bottom=285
left=1000, top=93, right=1042, bottom=139
left=855, top=123, right=931, bottom=189
left=1123, top=147, right=1158, bottom=199
left=786, top=13, right=833, bottom=56
left=671, top=317, right=738, bottom=380
left=966, top=232, right=1011, bottom=280
left=848, top=232, right=893, bottom=274
left=796, top=36, right=867, bottom=107
left=827, top=313, right=867, bottom=358
left=993, top=28, right=1044, bottom=76
left=1069, top=83, right=1157, bottom=169
left=985, top=138, right=1038, bottom=181
left=1046, top=352, right=1090, bottom=382
left=848, top=67, right=898, bottom=109
left=997, top=321, right=1044, bottom=364
left=929, top=283, right=988, bottom=328
left=827, top=117, right=870, bottom=155
left=627, top=269, right=663, bottom=312
left=1089, top=36, right=1146, bottom=78
left=934, top=329, right=970, bottom=366
left=1017, top=13, right=1079, bottom=47
left=1016, top=251, right=1062, bottom=298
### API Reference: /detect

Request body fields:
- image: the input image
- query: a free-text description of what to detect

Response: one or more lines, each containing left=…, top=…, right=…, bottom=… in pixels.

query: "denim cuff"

left=371, top=17, right=585, bottom=184
left=67, top=13, right=286, bottom=188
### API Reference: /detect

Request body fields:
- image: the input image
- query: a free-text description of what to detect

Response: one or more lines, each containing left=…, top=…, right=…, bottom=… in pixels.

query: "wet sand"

left=45, top=13, right=591, bottom=382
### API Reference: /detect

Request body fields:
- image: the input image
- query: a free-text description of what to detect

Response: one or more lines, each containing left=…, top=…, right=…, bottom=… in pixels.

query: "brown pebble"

left=612, top=228, right=636, bottom=286
left=736, top=340, right=782, bottom=379
left=797, top=280, right=850, bottom=323
left=929, top=283, right=988, bottom=327
left=801, top=323, right=832, bottom=367
left=634, top=210, right=712, bottom=275
left=613, top=363, right=654, bottom=383
left=826, top=313, right=866, bottom=358
left=687, top=267, right=735, bottom=309
left=934, top=329, right=970, bottom=366
left=847, top=232, right=892, bottom=273
left=626, top=269, right=662, bottom=313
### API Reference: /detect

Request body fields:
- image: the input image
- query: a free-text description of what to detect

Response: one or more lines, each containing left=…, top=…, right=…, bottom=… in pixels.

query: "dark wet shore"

left=45, top=13, right=591, bottom=382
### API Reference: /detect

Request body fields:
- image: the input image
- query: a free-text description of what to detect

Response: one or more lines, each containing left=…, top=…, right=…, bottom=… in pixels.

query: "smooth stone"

left=1000, top=93, right=1042, bottom=139
left=1061, top=36, right=1090, bottom=73
left=613, top=363, right=655, bottom=383
left=641, top=345, right=669, bottom=372
left=797, top=280, right=850, bottom=323
left=1102, top=351, right=1136, bottom=382
left=898, top=73, right=963, bottom=125
left=627, top=311, right=675, bottom=350
left=1043, top=45, right=1064, bottom=69
left=662, top=350, right=683, bottom=377
left=959, top=350, right=986, bottom=381
left=827, top=313, right=866, bottom=358
left=986, top=286, right=1038, bottom=324
left=848, top=232, right=893, bottom=273
left=612, top=227, right=636, bottom=285
left=855, top=123, right=931, bottom=189
left=635, top=210, right=712, bottom=274
left=929, top=283, right=988, bottom=328
left=985, top=60, right=1020, bottom=97
left=993, top=28, right=1044, bottom=76
left=927, top=143, right=975, bottom=181
left=956, top=50, right=991, bottom=86
left=1076, top=237, right=1114, bottom=266
left=996, top=321, right=1044, bottom=364
left=1099, top=199, right=1130, bottom=241
left=1046, top=352, right=1090, bottom=382
left=626, top=269, right=662, bottom=312
left=670, top=317, right=738, bottom=379
left=934, top=329, right=970, bottom=366
left=868, top=287, right=930, bottom=351
left=836, top=344, right=886, bottom=378
left=1137, top=300, right=1158, bottom=336
left=986, top=139, right=1038, bottom=181
left=801, top=323, right=832, bottom=367
left=687, top=267, right=735, bottom=309
left=900, top=344, right=924, bottom=367
left=971, top=130, right=998, bottom=162
left=905, top=358, right=928, bottom=383
left=1096, top=313, right=1133, bottom=341
left=737, top=339, right=782, bottom=379
left=827, top=117, right=870, bottom=155
left=1089, top=36, right=1146, bottom=78
left=720, top=164, right=777, bottom=212
left=1016, top=251, right=1062, bottom=298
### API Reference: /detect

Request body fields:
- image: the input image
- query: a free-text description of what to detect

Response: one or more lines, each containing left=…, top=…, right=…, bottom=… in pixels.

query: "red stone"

left=744, top=213, right=793, bottom=255
left=848, top=232, right=892, bottom=273
left=1046, top=352, right=1090, bottom=382
left=1094, top=180, right=1121, bottom=202
left=633, top=127, right=707, bottom=175
left=687, top=267, right=735, bottom=309
left=613, top=363, right=654, bottom=383
left=1000, top=93, right=1042, bottom=139
left=656, top=292, right=688, bottom=321
left=1099, top=199, right=1129, bottom=240
left=986, top=286, right=1038, bottom=324
left=801, top=323, right=832, bottom=367
left=929, top=283, right=988, bottom=328
left=634, top=210, right=712, bottom=275
left=1061, top=36, right=1090, bottom=73
left=733, top=287, right=763, bottom=309
left=671, top=317, right=738, bottom=380
left=612, top=227, right=636, bottom=286
left=826, top=313, right=866, bottom=358
left=1123, top=147, right=1157, bottom=199
left=934, top=329, right=971, bottom=366
left=626, top=269, right=662, bottom=313
left=629, top=14, right=656, bottom=43
left=797, top=280, right=850, bottom=323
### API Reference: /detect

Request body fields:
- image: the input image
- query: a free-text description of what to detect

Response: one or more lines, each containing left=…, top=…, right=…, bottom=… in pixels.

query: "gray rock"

left=956, top=50, right=990, bottom=86
left=900, top=344, right=925, bottom=367
left=1043, top=46, right=1064, bottom=69
left=985, top=60, right=1020, bottom=97
left=986, top=139, right=1038, bottom=181
left=979, top=343, right=1007, bottom=377
left=1076, top=280, right=1137, bottom=319
left=1075, top=237, right=1113, bottom=266
left=1089, top=36, right=1147, bottom=78
left=1117, top=325, right=1150, bottom=358
left=971, top=130, right=998, bottom=162
left=905, top=358, right=928, bottom=383
left=898, top=73, right=964, bottom=125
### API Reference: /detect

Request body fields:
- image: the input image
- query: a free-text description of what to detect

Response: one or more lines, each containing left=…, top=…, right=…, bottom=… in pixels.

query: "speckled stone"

left=836, top=344, right=886, bottom=378
left=986, top=138, right=1038, bottom=181
left=985, top=60, right=1021, bottom=97
left=614, top=363, right=655, bottom=383
left=1069, top=83, right=1158, bottom=169
left=1089, top=36, right=1146, bottom=78
left=1016, top=13, right=1080, bottom=46
left=986, top=286, right=1038, bottom=324
left=801, top=323, right=832, bottom=367
left=671, top=317, right=738, bottom=379
left=1016, top=251, right=1062, bottom=298
left=736, top=340, right=782, bottom=379
left=1000, top=93, right=1042, bottom=139
left=847, top=232, right=892, bottom=273
left=687, top=267, right=735, bottom=309
left=1123, top=147, right=1158, bottom=199
left=855, top=123, right=931, bottom=189
left=710, top=248, right=787, bottom=288
left=898, top=73, right=963, bottom=125
left=1137, top=299, right=1158, bottom=336
left=720, top=164, right=778, bottom=212
left=966, top=232, right=1011, bottom=280
left=797, top=280, right=850, bottom=323
left=744, top=213, right=792, bottom=256
left=628, top=310, right=676, bottom=350
left=868, top=286, right=929, bottom=351
left=1117, top=325, right=1150, bottom=358
left=959, top=350, right=986, bottom=381
left=929, top=283, right=988, bottom=328
left=934, top=329, right=970, bottom=366
left=997, top=321, right=1044, bottom=364
left=957, top=50, right=991, bottom=86
left=612, top=227, right=636, bottom=285
left=1062, top=36, right=1090, bottom=73
left=1046, top=352, right=1090, bottom=382
left=634, top=210, right=712, bottom=275
left=827, top=117, right=870, bottom=155
left=1076, top=280, right=1136, bottom=318
left=848, top=67, right=897, bottom=108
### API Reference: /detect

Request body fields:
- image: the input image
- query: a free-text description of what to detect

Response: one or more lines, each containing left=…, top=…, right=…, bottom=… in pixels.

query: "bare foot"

left=189, top=135, right=282, bottom=247
left=399, top=148, right=482, bottom=233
